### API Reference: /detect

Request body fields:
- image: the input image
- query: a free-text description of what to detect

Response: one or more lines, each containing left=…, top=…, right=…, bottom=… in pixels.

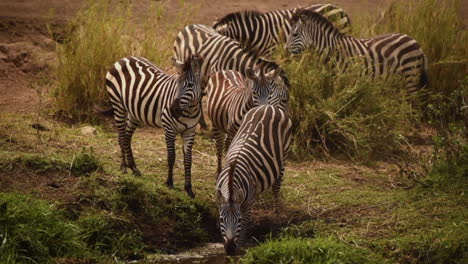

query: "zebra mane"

left=179, top=55, right=203, bottom=75
left=291, top=9, right=343, bottom=36
left=228, top=160, right=236, bottom=204
left=213, top=10, right=264, bottom=28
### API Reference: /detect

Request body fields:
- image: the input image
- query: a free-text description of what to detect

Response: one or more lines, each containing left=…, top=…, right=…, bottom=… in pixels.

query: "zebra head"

left=246, top=63, right=290, bottom=111
left=286, top=10, right=310, bottom=54
left=216, top=163, right=244, bottom=256
left=287, top=9, right=341, bottom=55
left=170, top=56, right=203, bottom=118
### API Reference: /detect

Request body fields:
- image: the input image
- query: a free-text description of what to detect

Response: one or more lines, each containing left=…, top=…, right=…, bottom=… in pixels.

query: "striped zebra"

left=216, top=105, right=292, bottom=255
left=105, top=55, right=203, bottom=198
left=207, top=67, right=289, bottom=174
left=212, top=4, right=351, bottom=58
left=173, top=24, right=289, bottom=128
left=286, top=10, right=429, bottom=92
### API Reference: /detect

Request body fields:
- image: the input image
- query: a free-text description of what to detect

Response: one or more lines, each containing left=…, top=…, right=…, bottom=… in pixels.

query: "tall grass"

left=363, top=0, right=467, bottom=127
left=278, top=52, right=414, bottom=160
left=277, top=0, right=467, bottom=161
left=52, top=0, right=199, bottom=121
left=0, top=193, right=85, bottom=263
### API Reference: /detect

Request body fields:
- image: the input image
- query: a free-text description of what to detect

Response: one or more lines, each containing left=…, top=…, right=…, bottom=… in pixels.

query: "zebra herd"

left=105, top=3, right=428, bottom=255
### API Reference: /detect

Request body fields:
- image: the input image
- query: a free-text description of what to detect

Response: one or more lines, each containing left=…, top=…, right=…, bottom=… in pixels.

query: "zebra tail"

left=93, top=105, right=114, bottom=117
left=420, top=54, right=429, bottom=89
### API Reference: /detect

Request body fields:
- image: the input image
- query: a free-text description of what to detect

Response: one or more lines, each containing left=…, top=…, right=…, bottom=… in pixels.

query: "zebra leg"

left=198, top=103, right=208, bottom=130
left=224, top=134, right=233, bottom=153
left=164, top=129, right=177, bottom=189
left=213, top=128, right=224, bottom=175
left=272, top=167, right=284, bottom=214
left=124, top=118, right=141, bottom=176
left=182, top=130, right=196, bottom=198
left=113, top=106, right=128, bottom=174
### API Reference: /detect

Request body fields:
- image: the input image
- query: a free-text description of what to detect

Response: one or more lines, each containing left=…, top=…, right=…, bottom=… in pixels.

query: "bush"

left=278, top=53, right=414, bottom=161
left=366, top=0, right=468, bottom=127
left=0, top=193, right=85, bottom=263
left=241, top=236, right=388, bottom=264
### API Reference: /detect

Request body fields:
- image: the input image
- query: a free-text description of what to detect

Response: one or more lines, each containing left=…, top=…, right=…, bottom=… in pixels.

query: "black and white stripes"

left=286, top=10, right=428, bottom=92
left=207, top=67, right=289, bottom=174
left=105, top=56, right=203, bottom=198
left=212, top=4, right=351, bottom=58
left=216, top=105, right=292, bottom=255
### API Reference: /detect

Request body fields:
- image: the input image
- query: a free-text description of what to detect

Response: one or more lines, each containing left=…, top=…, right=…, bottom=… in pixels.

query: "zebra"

left=212, top=4, right=351, bottom=58
left=105, top=55, right=203, bottom=198
left=173, top=24, right=289, bottom=128
left=286, top=10, right=429, bottom=92
left=216, top=105, right=292, bottom=255
left=207, top=67, right=289, bottom=174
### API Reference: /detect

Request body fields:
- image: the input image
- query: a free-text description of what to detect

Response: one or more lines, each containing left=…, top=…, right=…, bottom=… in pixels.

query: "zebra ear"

left=190, top=56, right=203, bottom=74
left=245, top=68, right=257, bottom=80
left=265, top=68, right=280, bottom=79
left=172, top=57, right=184, bottom=72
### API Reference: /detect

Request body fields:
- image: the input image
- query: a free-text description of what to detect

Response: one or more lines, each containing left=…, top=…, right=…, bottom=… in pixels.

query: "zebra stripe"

left=173, top=24, right=289, bottom=128
left=216, top=105, right=292, bottom=255
left=212, top=4, right=352, bottom=58
left=286, top=10, right=429, bottom=92
left=207, top=68, right=289, bottom=174
left=105, top=56, right=203, bottom=198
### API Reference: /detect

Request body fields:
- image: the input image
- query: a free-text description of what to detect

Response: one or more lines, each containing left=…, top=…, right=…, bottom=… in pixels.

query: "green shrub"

left=71, top=148, right=102, bottom=176
left=279, top=53, right=414, bottom=161
left=77, top=176, right=215, bottom=252
left=77, top=211, right=143, bottom=258
left=241, top=236, right=388, bottom=264
left=0, top=193, right=85, bottom=263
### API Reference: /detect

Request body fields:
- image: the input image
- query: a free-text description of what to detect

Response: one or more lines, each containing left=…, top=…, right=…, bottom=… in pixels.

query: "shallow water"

left=144, top=243, right=237, bottom=264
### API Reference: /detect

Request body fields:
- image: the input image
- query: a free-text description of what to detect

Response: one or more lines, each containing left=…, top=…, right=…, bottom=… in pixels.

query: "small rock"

left=80, top=126, right=97, bottom=136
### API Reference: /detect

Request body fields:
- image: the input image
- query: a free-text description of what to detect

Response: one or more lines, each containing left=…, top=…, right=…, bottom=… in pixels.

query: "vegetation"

left=0, top=193, right=85, bottom=263
left=0, top=0, right=466, bottom=263
left=241, top=236, right=388, bottom=264
left=52, top=0, right=200, bottom=121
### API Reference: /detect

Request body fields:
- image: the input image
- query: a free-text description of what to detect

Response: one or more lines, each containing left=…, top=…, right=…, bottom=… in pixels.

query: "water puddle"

left=143, top=243, right=238, bottom=264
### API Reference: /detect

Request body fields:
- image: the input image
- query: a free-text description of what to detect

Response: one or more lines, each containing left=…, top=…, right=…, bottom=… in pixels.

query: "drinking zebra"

left=286, top=10, right=429, bottom=92
left=216, top=105, right=292, bottom=255
left=105, top=56, right=203, bottom=198
left=212, top=4, right=351, bottom=58
left=173, top=24, right=289, bottom=128
left=207, top=67, right=289, bottom=174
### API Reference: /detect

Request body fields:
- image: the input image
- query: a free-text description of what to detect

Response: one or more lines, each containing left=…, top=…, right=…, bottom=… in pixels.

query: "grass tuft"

left=0, top=193, right=85, bottom=263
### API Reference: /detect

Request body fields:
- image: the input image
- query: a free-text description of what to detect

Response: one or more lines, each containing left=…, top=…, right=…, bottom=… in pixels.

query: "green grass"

left=0, top=193, right=85, bottom=263
left=241, top=236, right=389, bottom=264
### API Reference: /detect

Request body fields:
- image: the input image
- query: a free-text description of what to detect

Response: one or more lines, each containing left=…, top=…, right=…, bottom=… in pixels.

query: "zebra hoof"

left=185, top=186, right=195, bottom=198
left=120, top=166, right=127, bottom=174
left=166, top=182, right=175, bottom=189
left=132, top=169, right=141, bottom=176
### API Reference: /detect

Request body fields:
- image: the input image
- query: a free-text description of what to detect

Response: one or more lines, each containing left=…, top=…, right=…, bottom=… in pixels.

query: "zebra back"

left=287, top=10, right=428, bottom=92
left=105, top=56, right=203, bottom=129
left=216, top=104, right=292, bottom=254
left=207, top=67, right=289, bottom=137
left=173, top=24, right=289, bottom=89
left=212, top=4, right=351, bottom=58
